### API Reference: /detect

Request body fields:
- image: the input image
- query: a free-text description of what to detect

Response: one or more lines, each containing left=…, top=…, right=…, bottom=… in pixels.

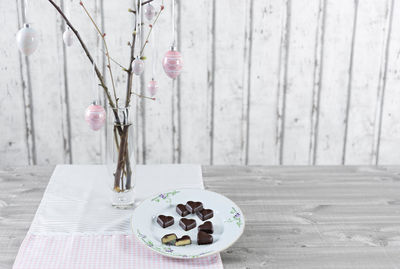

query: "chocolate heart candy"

left=176, top=204, right=189, bottom=217
left=161, top=233, right=177, bottom=245
left=157, top=215, right=174, bottom=228
left=185, top=201, right=203, bottom=214
left=197, top=231, right=213, bottom=245
left=175, top=235, right=192, bottom=246
left=179, top=218, right=196, bottom=231
left=196, top=209, right=214, bottom=221
left=198, top=221, right=213, bottom=234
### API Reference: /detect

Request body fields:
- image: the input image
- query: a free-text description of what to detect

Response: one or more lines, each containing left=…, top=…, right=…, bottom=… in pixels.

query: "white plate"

left=131, top=188, right=245, bottom=259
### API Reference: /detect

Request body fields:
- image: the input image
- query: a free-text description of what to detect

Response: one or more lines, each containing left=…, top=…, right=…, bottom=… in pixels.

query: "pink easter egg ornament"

left=162, top=47, right=182, bottom=79
left=85, top=103, right=106, bottom=131
left=147, top=79, right=158, bottom=96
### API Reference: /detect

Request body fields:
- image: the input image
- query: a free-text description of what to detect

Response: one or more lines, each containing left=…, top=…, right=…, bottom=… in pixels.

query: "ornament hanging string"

left=24, top=0, right=29, bottom=23
left=66, top=0, right=71, bottom=25
left=136, top=0, right=142, bottom=59
left=151, top=26, right=156, bottom=79
left=171, top=0, right=175, bottom=47
left=92, top=58, right=97, bottom=104
left=138, top=0, right=143, bottom=99
left=97, top=47, right=102, bottom=103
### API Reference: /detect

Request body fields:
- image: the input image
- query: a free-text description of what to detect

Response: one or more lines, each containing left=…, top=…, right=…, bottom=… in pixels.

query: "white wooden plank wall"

left=1, top=0, right=400, bottom=166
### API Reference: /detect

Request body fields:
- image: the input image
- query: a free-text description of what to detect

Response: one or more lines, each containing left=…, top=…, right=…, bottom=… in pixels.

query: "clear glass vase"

left=105, top=105, right=136, bottom=209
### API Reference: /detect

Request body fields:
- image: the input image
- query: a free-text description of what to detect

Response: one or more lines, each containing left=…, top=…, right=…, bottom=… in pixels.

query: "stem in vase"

left=113, top=125, right=131, bottom=191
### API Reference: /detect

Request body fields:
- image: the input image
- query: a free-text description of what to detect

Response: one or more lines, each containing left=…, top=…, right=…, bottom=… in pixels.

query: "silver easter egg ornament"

left=16, top=24, right=39, bottom=56
left=132, top=58, right=144, bottom=75
left=63, top=27, right=74, bottom=47
left=144, top=4, right=156, bottom=21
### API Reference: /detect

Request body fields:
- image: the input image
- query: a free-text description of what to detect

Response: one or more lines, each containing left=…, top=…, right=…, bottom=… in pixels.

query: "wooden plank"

left=247, top=0, right=284, bottom=165
left=17, top=0, right=37, bottom=165
left=208, top=0, right=216, bottom=165
left=139, top=0, right=152, bottom=164
left=171, top=0, right=181, bottom=163
left=308, top=0, right=326, bottom=165
left=281, top=0, right=320, bottom=164
left=213, top=0, right=247, bottom=164
left=315, top=0, right=356, bottom=164
left=240, top=0, right=251, bottom=165
left=275, top=0, right=291, bottom=165
left=3, top=0, right=400, bottom=166
left=241, top=0, right=253, bottom=165
left=144, top=0, right=174, bottom=164
left=0, top=166, right=54, bottom=268
left=26, top=0, right=67, bottom=164
left=0, top=1, right=30, bottom=166
left=371, top=0, right=395, bottom=165
left=179, top=0, right=212, bottom=164
left=375, top=0, right=400, bottom=165
left=65, top=0, right=104, bottom=164
left=344, top=0, right=391, bottom=164
left=59, top=0, right=73, bottom=164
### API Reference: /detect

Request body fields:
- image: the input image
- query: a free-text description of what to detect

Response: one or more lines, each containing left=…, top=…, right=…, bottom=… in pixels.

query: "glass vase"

left=105, top=105, right=136, bottom=209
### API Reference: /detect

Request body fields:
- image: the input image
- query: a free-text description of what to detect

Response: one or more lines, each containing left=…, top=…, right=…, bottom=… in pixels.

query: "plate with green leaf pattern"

left=131, top=188, right=245, bottom=259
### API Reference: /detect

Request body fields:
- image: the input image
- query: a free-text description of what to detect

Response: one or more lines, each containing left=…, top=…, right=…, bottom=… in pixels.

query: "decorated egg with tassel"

left=63, top=27, right=74, bottom=47
left=147, top=79, right=158, bottom=96
left=162, top=47, right=182, bottom=79
left=132, top=58, right=144, bottom=75
left=144, top=3, right=156, bottom=21
left=16, top=24, right=39, bottom=56
left=85, top=103, right=106, bottom=131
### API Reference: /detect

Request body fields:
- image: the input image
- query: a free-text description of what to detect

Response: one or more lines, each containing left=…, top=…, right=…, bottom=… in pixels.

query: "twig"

left=101, top=49, right=128, bottom=71
left=125, top=15, right=138, bottom=106
left=142, top=0, right=155, bottom=5
left=47, top=0, right=115, bottom=109
left=132, top=91, right=156, bottom=100
left=140, top=5, right=164, bottom=56
left=80, top=1, right=119, bottom=107
left=125, top=3, right=163, bottom=107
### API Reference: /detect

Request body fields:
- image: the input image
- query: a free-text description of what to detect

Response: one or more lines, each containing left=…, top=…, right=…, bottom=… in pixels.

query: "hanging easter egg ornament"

left=16, top=24, right=39, bottom=56
left=147, top=78, right=158, bottom=96
left=132, top=58, right=144, bottom=75
left=162, top=47, right=182, bottom=79
left=63, top=27, right=74, bottom=47
left=144, top=3, right=155, bottom=21
left=163, top=0, right=182, bottom=79
left=85, top=102, right=106, bottom=131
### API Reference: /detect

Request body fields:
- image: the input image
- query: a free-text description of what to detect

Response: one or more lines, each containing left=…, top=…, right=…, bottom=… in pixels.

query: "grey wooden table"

left=2, top=166, right=400, bottom=269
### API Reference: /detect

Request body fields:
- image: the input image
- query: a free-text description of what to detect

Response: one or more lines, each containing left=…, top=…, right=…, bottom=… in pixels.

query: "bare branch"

left=101, top=49, right=128, bottom=71
left=140, top=5, right=164, bottom=56
left=47, top=0, right=115, bottom=109
left=80, top=1, right=119, bottom=107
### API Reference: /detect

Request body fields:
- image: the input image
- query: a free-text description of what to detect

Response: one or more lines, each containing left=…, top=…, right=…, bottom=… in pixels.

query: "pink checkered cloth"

left=14, top=234, right=223, bottom=269
left=12, top=165, right=224, bottom=269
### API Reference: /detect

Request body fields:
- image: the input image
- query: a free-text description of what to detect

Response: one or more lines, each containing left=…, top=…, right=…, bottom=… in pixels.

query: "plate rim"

left=131, top=188, right=245, bottom=259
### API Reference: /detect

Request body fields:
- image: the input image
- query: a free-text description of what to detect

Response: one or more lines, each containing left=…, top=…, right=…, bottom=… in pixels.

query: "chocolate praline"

left=185, top=201, right=203, bottom=214
left=175, top=235, right=192, bottom=246
left=179, top=218, right=196, bottom=231
left=157, top=215, right=174, bottom=228
left=176, top=204, right=190, bottom=217
left=197, top=231, right=213, bottom=245
left=196, top=209, right=214, bottom=221
left=198, top=221, right=213, bottom=234
left=161, top=233, right=177, bottom=245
